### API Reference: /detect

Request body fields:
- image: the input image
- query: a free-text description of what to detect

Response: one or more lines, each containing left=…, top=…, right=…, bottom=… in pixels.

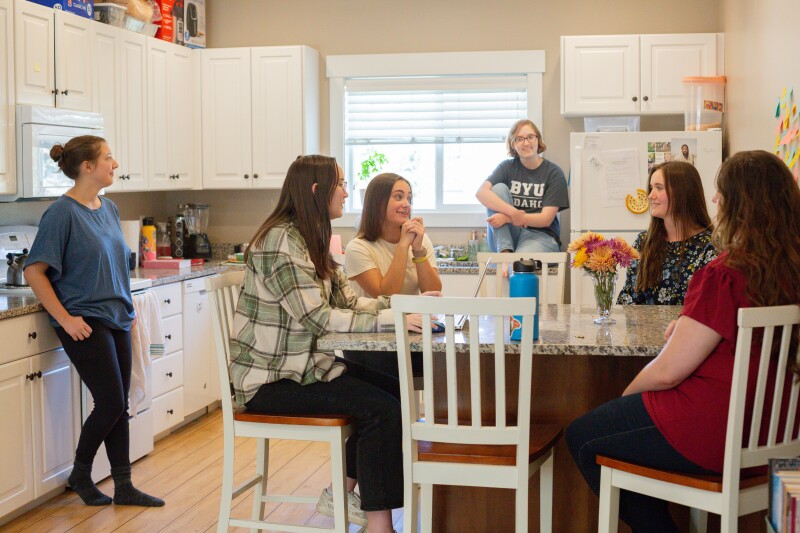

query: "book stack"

left=770, top=458, right=800, bottom=533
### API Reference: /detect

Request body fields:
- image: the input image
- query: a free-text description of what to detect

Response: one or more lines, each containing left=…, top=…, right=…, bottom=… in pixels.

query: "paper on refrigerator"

left=594, top=149, right=640, bottom=208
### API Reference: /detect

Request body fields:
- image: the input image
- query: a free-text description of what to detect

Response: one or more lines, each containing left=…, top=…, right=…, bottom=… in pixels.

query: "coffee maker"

left=183, top=203, right=212, bottom=259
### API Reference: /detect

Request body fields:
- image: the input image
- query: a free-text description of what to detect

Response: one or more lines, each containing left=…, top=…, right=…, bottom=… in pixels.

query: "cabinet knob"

left=165, top=334, right=172, bottom=340
left=36, top=371, right=42, bottom=379
left=28, top=331, right=37, bottom=340
left=26, top=373, right=35, bottom=381
left=51, top=88, right=58, bottom=95
left=164, top=298, right=171, bottom=304
left=244, top=174, right=249, bottom=179
left=167, top=409, right=174, bottom=415
left=642, top=96, right=649, bottom=102
left=632, top=96, right=638, bottom=102
left=166, top=371, right=173, bottom=377
left=61, top=89, right=69, bottom=95
left=253, top=173, right=259, bottom=179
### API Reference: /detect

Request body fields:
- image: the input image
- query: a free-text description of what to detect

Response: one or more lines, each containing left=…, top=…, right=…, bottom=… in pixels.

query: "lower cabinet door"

left=0, top=359, right=35, bottom=518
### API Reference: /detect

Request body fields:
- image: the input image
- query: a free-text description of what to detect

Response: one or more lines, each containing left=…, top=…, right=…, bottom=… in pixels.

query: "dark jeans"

left=245, top=360, right=404, bottom=512
left=341, top=349, right=423, bottom=401
left=55, top=317, right=132, bottom=468
left=566, top=393, right=716, bottom=533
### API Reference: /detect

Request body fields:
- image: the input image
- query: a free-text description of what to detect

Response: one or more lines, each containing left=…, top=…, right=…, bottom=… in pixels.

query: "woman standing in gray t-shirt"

left=24, top=135, right=164, bottom=509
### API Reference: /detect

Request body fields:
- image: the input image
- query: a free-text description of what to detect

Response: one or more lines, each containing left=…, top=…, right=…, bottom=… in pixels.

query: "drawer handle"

left=164, top=298, right=171, bottom=304
left=166, top=371, right=173, bottom=378
left=167, top=409, right=174, bottom=415
left=28, top=331, right=37, bottom=340
left=165, top=334, right=172, bottom=340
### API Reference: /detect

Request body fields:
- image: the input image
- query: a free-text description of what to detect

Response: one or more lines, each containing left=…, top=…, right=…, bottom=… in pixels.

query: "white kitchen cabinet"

left=147, top=39, right=199, bottom=191
left=93, top=25, right=147, bottom=192
left=14, top=0, right=92, bottom=110
left=182, top=276, right=219, bottom=415
left=561, top=33, right=721, bottom=116
left=0, top=0, right=15, bottom=197
left=201, top=45, right=319, bottom=189
left=0, top=313, right=79, bottom=521
left=151, top=283, right=184, bottom=436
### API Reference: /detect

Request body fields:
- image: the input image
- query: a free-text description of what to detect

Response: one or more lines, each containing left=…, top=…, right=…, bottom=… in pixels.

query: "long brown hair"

left=356, top=173, right=411, bottom=242
left=245, top=155, right=339, bottom=280
left=50, top=135, right=105, bottom=180
left=635, top=161, right=712, bottom=292
left=713, top=150, right=800, bottom=307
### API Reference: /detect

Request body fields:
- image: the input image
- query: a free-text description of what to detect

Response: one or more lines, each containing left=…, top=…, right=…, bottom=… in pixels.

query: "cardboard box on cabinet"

left=183, top=0, right=204, bottom=48
left=155, top=0, right=182, bottom=44
left=28, top=0, right=95, bottom=19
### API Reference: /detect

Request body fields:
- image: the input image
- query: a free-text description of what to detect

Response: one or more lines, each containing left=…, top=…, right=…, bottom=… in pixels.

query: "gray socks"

left=110, top=465, right=165, bottom=507
left=68, top=461, right=112, bottom=506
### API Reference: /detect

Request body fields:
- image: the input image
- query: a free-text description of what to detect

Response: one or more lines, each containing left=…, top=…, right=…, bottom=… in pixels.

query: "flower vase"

left=590, top=271, right=618, bottom=325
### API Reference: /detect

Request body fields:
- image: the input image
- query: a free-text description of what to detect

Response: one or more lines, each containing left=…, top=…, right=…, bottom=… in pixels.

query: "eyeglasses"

left=338, top=180, right=348, bottom=190
left=513, top=134, right=538, bottom=145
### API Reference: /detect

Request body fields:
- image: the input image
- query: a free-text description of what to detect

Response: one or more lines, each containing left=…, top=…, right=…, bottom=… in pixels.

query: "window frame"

left=327, top=50, right=545, bottom=228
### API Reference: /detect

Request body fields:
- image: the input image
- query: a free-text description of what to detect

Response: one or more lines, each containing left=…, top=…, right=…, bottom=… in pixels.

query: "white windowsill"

left=333, top=212, right=486, bottom=229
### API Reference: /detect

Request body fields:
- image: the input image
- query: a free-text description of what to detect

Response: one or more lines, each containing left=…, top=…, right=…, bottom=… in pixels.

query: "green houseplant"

left=357, top=151, right=388, bottom=182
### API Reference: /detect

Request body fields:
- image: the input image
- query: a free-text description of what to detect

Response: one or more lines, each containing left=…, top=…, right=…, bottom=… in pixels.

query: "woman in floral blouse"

left=617, top=161, right=717, bottom=305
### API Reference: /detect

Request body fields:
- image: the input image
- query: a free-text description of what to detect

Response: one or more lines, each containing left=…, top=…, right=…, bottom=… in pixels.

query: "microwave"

left=0, top=105, right=104, bottom=201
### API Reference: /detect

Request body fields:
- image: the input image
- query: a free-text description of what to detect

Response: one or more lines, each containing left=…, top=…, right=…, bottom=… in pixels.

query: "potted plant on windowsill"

left=356, top=151, right=388, bottom=202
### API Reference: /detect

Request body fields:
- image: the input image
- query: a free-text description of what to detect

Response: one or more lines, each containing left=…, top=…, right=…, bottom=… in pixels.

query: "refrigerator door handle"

left=572, top=145, right=582, bottom=232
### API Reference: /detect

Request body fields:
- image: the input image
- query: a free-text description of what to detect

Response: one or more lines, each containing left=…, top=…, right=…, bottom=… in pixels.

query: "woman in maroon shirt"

left=566, top=150, right=800, bottom=532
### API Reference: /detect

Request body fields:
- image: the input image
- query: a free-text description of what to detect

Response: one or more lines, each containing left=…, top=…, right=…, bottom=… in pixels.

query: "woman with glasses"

left=475, top=119, right=570, bottom=254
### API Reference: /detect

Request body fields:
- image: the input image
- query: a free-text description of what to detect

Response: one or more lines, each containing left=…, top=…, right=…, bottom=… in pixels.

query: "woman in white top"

left=345, top=173, right=442, bottom=297
left=344, top=173, right=442, bottom=397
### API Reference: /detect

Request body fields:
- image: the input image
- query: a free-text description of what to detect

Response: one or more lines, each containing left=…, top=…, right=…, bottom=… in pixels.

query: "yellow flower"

left=572, top=248, right=588, bottom=268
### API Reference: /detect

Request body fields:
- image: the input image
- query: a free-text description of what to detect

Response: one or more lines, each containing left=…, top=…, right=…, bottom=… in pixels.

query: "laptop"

left=453, top=256, right=492, bottom=330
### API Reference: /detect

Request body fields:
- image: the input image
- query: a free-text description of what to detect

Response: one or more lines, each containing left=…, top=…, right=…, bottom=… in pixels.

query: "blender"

left=183, top=203, right=211, bottom=259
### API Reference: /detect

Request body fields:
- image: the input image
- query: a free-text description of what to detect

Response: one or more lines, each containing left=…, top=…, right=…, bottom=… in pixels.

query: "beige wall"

left=202, top=0, right=719, bottom=245
left=721, top=0, right=800, bottom=156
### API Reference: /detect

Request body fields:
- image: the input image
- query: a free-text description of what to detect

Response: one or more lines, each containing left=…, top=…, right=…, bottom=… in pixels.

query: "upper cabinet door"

left=251, top=46, right=302, bottom=189
left=146, top=38, right=170, bottom=190
left=117, top=31, right=148, bottom=191
left=90, top=22, right=121, bottom=191
left=201, top=48, right=253, bottom=189
left=0, top=0, right=16, bottom=197
left=168, top=44, right=196, bottom=188
left=561, top=35, right=639, bottom=116
left=14, top=0, right=55, bottom=107
left=53, top=10, right=92, bottom=111
left=639, top=33, right=718, bottom=114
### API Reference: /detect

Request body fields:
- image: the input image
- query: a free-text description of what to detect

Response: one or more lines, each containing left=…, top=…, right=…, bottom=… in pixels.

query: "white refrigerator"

left=569, top=130, right=722, bottom=307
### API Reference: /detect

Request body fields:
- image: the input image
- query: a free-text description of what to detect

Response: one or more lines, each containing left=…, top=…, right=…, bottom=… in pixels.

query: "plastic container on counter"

left=683, top=76, right=726, bottom=131
left=94, top=3, right=127, bottom=27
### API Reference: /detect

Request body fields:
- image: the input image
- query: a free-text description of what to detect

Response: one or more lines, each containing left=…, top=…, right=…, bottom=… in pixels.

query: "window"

left=328, top=51, right=545, bottom=227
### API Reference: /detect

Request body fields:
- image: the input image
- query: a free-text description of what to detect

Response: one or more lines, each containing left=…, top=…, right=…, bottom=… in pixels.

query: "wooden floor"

left=3, top=408, right=405, bottom=532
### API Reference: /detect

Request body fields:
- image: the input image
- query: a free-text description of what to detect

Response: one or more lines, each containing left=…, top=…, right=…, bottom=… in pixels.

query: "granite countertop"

left=317, top=304, right=681, bottom=357
left=0, top=261, right=242, bottom=320
left=435, top=259, right=561, bottom=275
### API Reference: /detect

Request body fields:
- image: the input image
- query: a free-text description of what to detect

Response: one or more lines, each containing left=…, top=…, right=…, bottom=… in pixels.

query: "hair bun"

left=50, top=144, right=64, bottom=163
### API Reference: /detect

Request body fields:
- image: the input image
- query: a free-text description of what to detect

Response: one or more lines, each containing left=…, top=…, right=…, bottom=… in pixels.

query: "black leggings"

left=55, top=317, right=132, bottom=468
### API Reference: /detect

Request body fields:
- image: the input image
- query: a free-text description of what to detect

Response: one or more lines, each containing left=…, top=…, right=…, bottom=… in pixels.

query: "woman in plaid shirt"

left=230, top=155, right=425, bottom=533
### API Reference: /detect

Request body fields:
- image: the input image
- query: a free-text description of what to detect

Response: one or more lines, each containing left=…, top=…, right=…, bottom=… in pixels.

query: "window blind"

left=344, top=76, right=528, bottom=144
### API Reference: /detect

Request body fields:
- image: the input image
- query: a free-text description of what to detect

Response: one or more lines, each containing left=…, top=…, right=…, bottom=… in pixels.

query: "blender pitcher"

left=184, top=203, right=212, bottom=259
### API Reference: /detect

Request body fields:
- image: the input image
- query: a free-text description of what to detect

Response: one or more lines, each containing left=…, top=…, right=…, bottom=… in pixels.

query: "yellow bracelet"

left=412, top=255, right=427, bottom=264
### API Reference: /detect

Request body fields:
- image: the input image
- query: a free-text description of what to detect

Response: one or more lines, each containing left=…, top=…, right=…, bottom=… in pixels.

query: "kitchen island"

left=318, top=304, right=764, bottom=533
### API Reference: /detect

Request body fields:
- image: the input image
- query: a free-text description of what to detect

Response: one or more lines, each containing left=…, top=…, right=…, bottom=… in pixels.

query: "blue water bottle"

left=509, top=259, right=540, bottom=341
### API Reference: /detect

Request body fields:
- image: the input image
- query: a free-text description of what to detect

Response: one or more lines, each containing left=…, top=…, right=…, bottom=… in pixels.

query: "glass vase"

left=590, top=270, right=618, bottom=325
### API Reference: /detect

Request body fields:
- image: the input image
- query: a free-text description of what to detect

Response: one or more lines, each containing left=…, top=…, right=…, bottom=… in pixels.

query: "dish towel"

left=130, top=291, right=163, bottom=416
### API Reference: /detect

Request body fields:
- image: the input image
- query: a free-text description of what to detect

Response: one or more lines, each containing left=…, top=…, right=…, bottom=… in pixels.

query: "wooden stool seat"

left=419, top=423, right=562, bottom=466
left=596, top=455, right=767, bottom=493
left=233, top=408, right=354, bottom=427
